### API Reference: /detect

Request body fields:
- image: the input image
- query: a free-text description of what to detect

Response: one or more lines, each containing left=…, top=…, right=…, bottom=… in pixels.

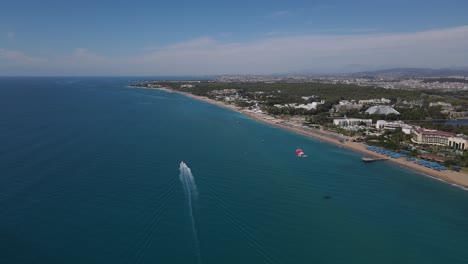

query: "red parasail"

left=296, top=149, right=304, bottom=156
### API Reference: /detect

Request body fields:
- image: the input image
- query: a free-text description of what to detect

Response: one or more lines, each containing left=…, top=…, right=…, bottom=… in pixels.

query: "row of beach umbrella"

left=366, top=145, right=448, bottom=171
left=406, top=158, right=447, bottom=171
left=366, top=146, right=407, bottom=159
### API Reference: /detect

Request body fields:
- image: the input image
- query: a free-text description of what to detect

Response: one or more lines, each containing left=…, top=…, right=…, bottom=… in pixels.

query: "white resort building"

left=449, top=136, right=468, bottom=151
left=358, top=98, right=391, bottom=105
left=274, top=100, right=324, bottom=110
left=429, top=102, right=452, bottom=108
left=365, top=105, right=400, bottom=115
left=411, top=128, right=467, bottom=150
left=333, top=118, right=372, bottom=127
left=375, top=120, right=413, bottom=134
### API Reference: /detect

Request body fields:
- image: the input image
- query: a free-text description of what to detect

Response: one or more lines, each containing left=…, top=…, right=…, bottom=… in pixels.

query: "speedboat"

left=180, top=161, right=186, bottom=166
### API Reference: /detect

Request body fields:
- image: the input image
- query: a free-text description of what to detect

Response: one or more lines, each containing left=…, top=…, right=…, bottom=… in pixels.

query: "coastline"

left=136, top=86, right=468, bottom=189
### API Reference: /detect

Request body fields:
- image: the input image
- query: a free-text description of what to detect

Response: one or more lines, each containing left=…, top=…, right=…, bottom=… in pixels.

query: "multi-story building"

left=411, top=128, right=467, bottom=150
left=449, top=136, right=467, bottom=151
left=412, top=129, right=455, bottom=146
left=375, top=120, right=413, bottom=134
left=359, top=98, right=391, bottom=105
left=429, top=102, right=452, bottom=108
left=333, top=118, right=372, bottom=127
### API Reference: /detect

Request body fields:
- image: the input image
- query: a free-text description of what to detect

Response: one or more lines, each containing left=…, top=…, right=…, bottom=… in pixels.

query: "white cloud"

left=58, top=48, right=126, bottom=75
left=143, top=37, right=215, bottom=52
left=268, top=10, right=290, bottom=18
left=0, top=48, right=43, bottom=64
left=218, top=32, right=232, bottom=38
left=70, top=48, right=108, bottom=63
left=129, top=25, right=468, bottom=75
left=0, top=48, right=46, bottom=75
left=1, top=25, right=468, bottom=75
left=263, top=31, right=284, bottom=36
left=350, top=28, right=380, bottom=33
left=157, top=37, right=216, bottom=52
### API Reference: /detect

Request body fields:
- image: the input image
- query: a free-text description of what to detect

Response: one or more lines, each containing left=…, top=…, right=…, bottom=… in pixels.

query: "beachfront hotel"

left=333, top=118, right=372, bottom=127
left=375, top=120, right=413, bottom=134
left=449, top=136, right=468, bottom=151
left=411, top=128, right=467, bottom=150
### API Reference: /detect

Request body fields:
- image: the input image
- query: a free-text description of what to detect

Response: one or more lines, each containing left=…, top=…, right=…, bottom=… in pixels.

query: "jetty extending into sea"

left=361, top=157, right=389, bottom=162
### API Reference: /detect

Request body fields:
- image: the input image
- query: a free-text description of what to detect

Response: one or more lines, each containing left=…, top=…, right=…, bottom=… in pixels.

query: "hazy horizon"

left=1, top=1, right=468, bottom=76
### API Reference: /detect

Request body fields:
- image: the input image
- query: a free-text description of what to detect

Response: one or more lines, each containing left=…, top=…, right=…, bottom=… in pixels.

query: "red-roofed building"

left=411, top=128, right=467, bottom=150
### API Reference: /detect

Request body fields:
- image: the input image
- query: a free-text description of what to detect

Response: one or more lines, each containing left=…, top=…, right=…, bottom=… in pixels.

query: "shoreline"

left=136, top=86, right=468, bottom=189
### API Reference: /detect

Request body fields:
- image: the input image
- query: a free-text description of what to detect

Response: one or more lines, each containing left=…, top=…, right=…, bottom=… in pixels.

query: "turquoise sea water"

left=1, top=77, right=468, bottom=264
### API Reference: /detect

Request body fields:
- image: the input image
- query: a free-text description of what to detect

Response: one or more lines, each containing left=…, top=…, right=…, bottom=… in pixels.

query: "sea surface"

left=1, top=77, right=468, bottom=264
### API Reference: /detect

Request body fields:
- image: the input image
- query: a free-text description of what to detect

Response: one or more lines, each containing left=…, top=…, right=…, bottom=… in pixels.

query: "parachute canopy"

left=296, top=149, right=304, bottom=156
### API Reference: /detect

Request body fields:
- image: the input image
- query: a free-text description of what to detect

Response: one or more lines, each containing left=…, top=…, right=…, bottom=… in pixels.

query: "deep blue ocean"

left=1, top=77, right=468, bottom=264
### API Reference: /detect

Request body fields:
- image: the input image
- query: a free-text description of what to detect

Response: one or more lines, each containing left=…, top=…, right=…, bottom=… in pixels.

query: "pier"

left=361, top=157, right=389, bottom=162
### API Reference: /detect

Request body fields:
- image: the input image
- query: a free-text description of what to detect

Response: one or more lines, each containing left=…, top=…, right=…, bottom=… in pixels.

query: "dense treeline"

left=397, top=106, right=448, bottom=121
left=424, top=90, right=468, bottom=106
left=160, top=81, right=423, bottom=102
left=152, top=81, right=464, bottom=124
left=365, top=129, right=410, bottom=151
left=343, top=106, right=448, bottom=122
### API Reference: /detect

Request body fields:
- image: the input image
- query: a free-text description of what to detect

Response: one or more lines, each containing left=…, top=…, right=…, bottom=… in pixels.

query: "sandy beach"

left=137, top=86, right=468, bottom=189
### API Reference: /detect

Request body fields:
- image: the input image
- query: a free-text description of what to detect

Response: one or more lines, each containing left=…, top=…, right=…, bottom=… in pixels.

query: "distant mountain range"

left=347, top=67, right=468, bottom=78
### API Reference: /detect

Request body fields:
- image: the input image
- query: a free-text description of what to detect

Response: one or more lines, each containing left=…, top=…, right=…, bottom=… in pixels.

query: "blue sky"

left=1, top=0, right=468, bottom=75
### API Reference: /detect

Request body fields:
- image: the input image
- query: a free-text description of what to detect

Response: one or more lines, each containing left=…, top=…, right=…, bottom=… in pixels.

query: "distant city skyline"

left=1, top=0, right=468, bottom=76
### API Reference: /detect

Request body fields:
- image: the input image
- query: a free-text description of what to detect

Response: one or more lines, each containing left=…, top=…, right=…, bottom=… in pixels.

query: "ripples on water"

left=1, top=78, right=468, bottom=264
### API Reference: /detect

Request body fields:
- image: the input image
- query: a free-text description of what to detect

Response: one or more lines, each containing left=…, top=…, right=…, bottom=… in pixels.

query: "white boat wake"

left=179, top=161, right=201, bottom=263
